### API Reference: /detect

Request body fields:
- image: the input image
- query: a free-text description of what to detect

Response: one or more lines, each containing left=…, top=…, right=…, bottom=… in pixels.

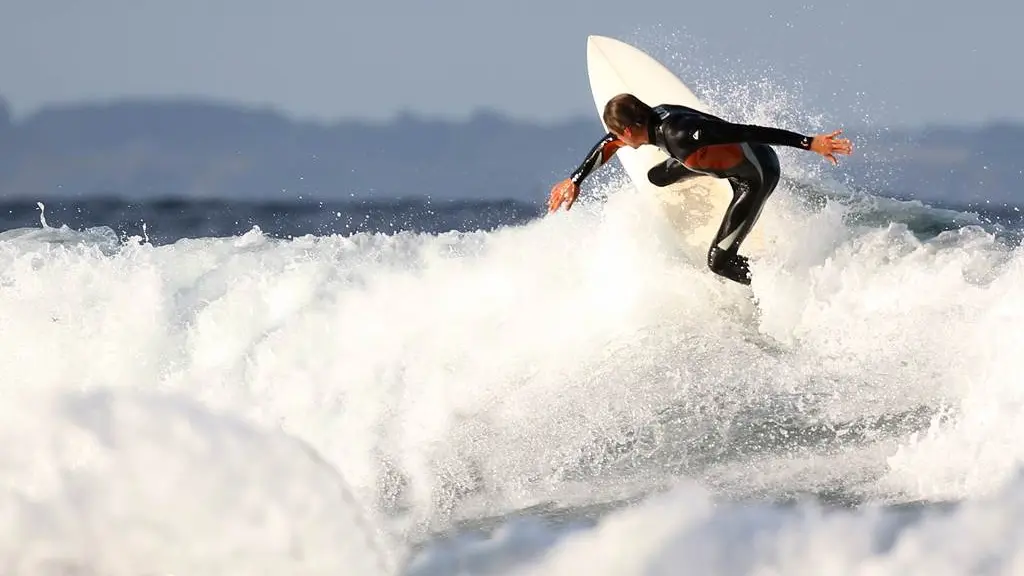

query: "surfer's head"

left=603, top=93, right=652, bottom=148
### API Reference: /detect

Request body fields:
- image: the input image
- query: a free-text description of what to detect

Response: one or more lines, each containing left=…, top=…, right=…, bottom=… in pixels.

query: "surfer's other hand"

left=810, top=130, right=854, bottom=165
left=548, top=178, right=579, bottom=212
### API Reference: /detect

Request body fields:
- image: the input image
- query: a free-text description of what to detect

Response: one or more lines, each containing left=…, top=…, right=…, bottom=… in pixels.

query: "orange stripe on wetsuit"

left=683, top=144, right=745, bottom=172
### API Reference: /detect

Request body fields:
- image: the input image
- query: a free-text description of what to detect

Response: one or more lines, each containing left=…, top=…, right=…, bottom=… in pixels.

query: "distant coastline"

left=0, top=96, right=1021, bottom=206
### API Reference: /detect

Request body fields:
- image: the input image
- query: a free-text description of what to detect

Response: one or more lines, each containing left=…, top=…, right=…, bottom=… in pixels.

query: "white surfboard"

left=585, top=35, right=763, bottom=252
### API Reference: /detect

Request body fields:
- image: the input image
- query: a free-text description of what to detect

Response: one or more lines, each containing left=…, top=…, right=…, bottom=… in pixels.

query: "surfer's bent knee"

left=647, top=158, right=700, bottom=187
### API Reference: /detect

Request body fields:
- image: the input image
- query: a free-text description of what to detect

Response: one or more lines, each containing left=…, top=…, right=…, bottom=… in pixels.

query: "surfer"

left=547, top=93, right=853, bottom=285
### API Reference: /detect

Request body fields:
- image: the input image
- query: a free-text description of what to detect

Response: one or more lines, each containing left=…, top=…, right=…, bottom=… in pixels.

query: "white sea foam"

left=0, top=173, right=1021, bottom=573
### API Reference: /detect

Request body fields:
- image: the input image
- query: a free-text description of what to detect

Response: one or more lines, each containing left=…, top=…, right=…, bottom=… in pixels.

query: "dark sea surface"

left=5, top=189, right=1024, bottom=246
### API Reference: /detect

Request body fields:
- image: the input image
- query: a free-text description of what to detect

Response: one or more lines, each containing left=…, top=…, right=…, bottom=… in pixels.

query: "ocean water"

left=5, top=72, right=1024, bottom=574
left=2, top=172, right=1024, bottom=575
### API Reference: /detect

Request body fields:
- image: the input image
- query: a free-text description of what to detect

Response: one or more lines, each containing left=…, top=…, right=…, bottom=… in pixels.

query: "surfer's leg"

left=647, top=158, right=702, bottom=187
left=706, top=144, right=781, bottom=285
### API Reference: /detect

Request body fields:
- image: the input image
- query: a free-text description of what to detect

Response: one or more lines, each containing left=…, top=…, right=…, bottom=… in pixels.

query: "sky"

left=0, top=0, right=1016, bottom=128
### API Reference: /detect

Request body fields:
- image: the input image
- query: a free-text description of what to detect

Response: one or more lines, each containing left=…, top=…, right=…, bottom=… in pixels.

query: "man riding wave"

left=547, top=93, right=853, bottom=285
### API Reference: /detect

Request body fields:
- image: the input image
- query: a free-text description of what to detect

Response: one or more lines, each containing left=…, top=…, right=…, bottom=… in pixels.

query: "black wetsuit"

left=568, top=104, right=813, bottom=285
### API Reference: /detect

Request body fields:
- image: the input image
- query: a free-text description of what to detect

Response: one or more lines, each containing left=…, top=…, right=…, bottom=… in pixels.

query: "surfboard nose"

left=587, top=35, right=628, bottom=60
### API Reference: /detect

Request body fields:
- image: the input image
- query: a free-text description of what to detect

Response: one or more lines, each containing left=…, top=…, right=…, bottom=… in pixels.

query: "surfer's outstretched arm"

left=548, top=132, right=625, bottom=212
left=664, top=116, right=853, bottom=165
left=664, top=115, right=813, bottom=150
left=568, top=132, right=626, bottom=186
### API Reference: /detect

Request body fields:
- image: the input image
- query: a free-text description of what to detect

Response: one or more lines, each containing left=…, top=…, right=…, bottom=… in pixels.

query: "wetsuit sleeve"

left=569, top=132, right=626, bottom=185
left=669, top=116, right=813, bottom=150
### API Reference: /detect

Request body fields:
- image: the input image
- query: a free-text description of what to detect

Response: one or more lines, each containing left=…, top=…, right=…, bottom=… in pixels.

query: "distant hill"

left=1, top=96, right=1022, bottom=207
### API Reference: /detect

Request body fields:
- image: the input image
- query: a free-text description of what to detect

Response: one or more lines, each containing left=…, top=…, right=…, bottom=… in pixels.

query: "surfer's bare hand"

left=810, top=130, right=854, bottom=165
left=548, top=178, right=579, bottom=212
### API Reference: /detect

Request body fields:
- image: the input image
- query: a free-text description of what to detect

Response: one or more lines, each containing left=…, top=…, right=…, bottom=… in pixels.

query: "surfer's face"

left=616, top=126, right=647, bottom=148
